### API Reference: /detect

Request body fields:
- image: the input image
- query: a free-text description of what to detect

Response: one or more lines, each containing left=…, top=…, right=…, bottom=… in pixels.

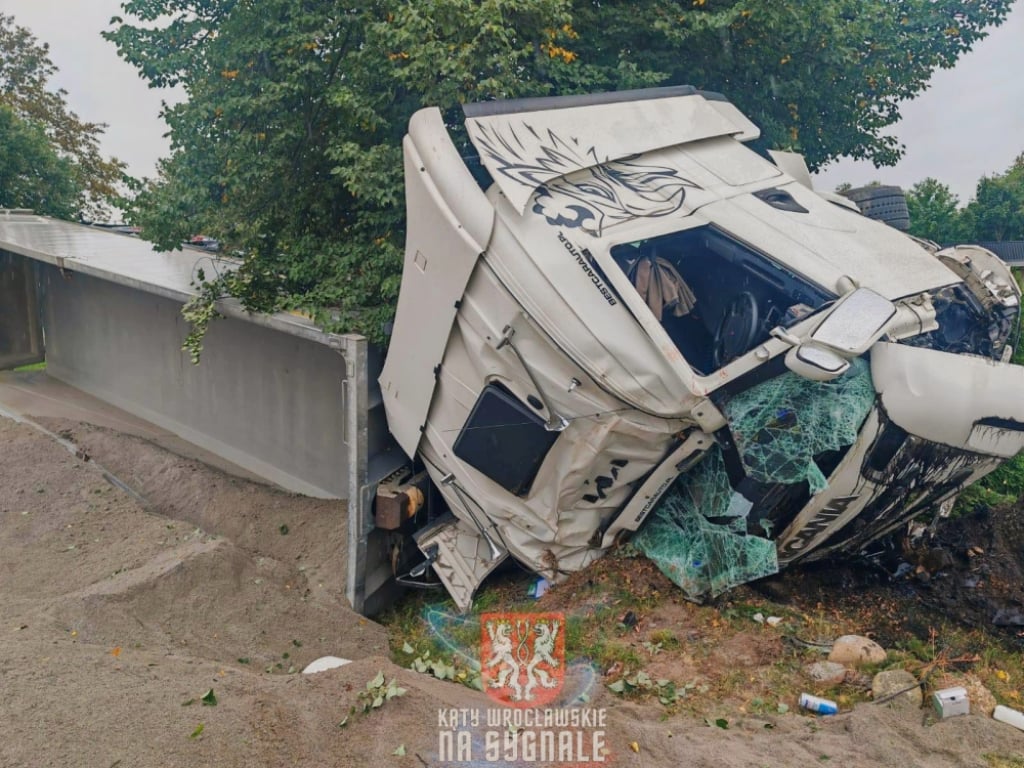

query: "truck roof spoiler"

left=462, top=86, right=760, bottom=214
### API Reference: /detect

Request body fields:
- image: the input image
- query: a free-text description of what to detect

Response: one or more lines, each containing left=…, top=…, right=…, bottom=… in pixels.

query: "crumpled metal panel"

left=871, top=341, right=1024, bottom=457
left=379, top=109, right=495, bottom=457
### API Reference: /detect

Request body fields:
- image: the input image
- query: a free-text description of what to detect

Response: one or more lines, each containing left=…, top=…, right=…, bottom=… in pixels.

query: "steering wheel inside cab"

left=712, top=291, right=761, bottom=369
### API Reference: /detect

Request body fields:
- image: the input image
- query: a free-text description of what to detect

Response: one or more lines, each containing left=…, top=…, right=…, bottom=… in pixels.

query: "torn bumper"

left=775, top=342, right=1024, bottom=566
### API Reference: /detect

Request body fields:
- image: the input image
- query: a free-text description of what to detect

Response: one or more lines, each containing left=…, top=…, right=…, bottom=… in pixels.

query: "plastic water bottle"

left=800, top=693, right=838, bottom=715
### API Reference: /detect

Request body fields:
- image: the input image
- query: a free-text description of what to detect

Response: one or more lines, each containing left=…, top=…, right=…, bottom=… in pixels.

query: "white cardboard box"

left=932, top=686, right=970, bottom=719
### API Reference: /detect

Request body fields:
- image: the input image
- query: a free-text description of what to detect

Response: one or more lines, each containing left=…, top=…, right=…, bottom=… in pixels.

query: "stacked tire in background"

left=840, top=185, right=911, bottom=231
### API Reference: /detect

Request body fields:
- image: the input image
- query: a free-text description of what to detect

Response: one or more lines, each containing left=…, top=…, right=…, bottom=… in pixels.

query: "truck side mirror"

left=810, top=287, right=896, bottom=356
left=784, top=343, right=850, bottom=381
left=782, top=287, right=896, bottom=381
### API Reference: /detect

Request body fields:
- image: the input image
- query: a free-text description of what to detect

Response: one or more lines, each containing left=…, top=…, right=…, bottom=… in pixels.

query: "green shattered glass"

left=723, top=357, right=875, bottom=493
left=633, top=447, right=778, bottom=600
left=634, top=359, right=874, bottom=600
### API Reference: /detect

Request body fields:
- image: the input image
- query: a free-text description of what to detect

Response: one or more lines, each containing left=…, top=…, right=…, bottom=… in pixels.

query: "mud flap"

left=415, top=515, right=508, bottom=613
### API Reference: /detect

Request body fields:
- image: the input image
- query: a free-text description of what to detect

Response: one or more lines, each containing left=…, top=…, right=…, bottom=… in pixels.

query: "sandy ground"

left=2, top=413, right=1023, bottom=768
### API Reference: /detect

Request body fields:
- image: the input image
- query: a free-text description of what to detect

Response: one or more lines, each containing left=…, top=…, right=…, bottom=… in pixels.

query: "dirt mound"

left=40, top=418, right=349, bottom=599
left=915, top=504, right=1024, bottom=631
left=0, top=416, right=389, bottom=767
left=3, top=414, right=1024, bottom=767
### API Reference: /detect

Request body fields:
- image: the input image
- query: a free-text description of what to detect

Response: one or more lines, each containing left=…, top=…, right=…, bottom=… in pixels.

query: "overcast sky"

left=6, top=0, right=178, bottom=182
left=6, top=0, right=1024, bottom=205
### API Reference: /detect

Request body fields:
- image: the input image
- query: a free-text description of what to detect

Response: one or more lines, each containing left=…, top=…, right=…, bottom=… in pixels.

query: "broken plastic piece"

left=994, top=705, right=1024, bottom=731
left=528, top=577, right=551, bottom=599
left=302, top=656, right=353, bottom=675
left=932, top=687, right=970, bottom=719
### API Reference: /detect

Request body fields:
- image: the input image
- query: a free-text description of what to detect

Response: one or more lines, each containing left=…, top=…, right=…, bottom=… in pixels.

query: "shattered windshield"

left=634, top=358, right=876, bottom=600
left=609, top=225, right=833, bottom=373
left=633, top=446, right=780, bottom=600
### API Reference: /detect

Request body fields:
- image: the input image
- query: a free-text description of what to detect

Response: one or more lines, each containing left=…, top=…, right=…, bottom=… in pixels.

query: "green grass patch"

left=376, top=545, right=1024, bottom=722
left=12, top=361, right=45, bottom=372
left=984, top=755, right=1024, bottom=768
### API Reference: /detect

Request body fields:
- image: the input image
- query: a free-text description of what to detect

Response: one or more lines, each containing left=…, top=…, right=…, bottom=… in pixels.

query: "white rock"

left=872, top=669, right=921, bottom=706
left=302, top=656, right=353, bottom=674
left=806, top=661, right=847, bottom=684
left=828, top=635, right=887, bottom=667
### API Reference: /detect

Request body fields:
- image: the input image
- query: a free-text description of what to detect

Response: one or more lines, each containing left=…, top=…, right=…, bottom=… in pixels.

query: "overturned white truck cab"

left=379, top=86, right=1024, bottom=611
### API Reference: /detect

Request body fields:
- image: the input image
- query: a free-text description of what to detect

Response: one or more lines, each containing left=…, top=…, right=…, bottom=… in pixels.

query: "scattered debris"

left=528, top=577, right=550, bottom=599
left=993, top=705, right=1024, bottom=732
left=799, top=694, right=838, bottom=715
left=302, top=656, right=353, bottom=675
left=931, top=686, right=969, bottom=718
left=200, top=689, right=217, bottom=707
left=992, top=609, right=1024, bottom=627
left=934, top=673, right=997, bottom=716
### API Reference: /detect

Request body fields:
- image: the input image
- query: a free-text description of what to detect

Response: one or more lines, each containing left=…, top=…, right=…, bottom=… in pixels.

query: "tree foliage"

left=104, top=0, right=1012, bottom=347
left=961, top=154, right=1024, bottom=241
left=905, top=177, right=967, bottom=244
left=568, top=0, right=1013, bottom=168
left=904, top=155, right=1024, bottom=244
left=0, top=105, right=80, bottom=218
left=0, top=13, right=126, bottom=220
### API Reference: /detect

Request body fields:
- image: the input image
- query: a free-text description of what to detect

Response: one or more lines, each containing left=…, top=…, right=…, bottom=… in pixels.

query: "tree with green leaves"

left=0, top=13, right=127, bottom=220
left=567, top=0, right=1014, bottom=169
left=0, top=104, right=80, bottom=218
left=104, top=0, right=1012, bottom=351
left=905, top=177, right=967, bottom=244
left=960, top=154, right=1024, bottom=242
